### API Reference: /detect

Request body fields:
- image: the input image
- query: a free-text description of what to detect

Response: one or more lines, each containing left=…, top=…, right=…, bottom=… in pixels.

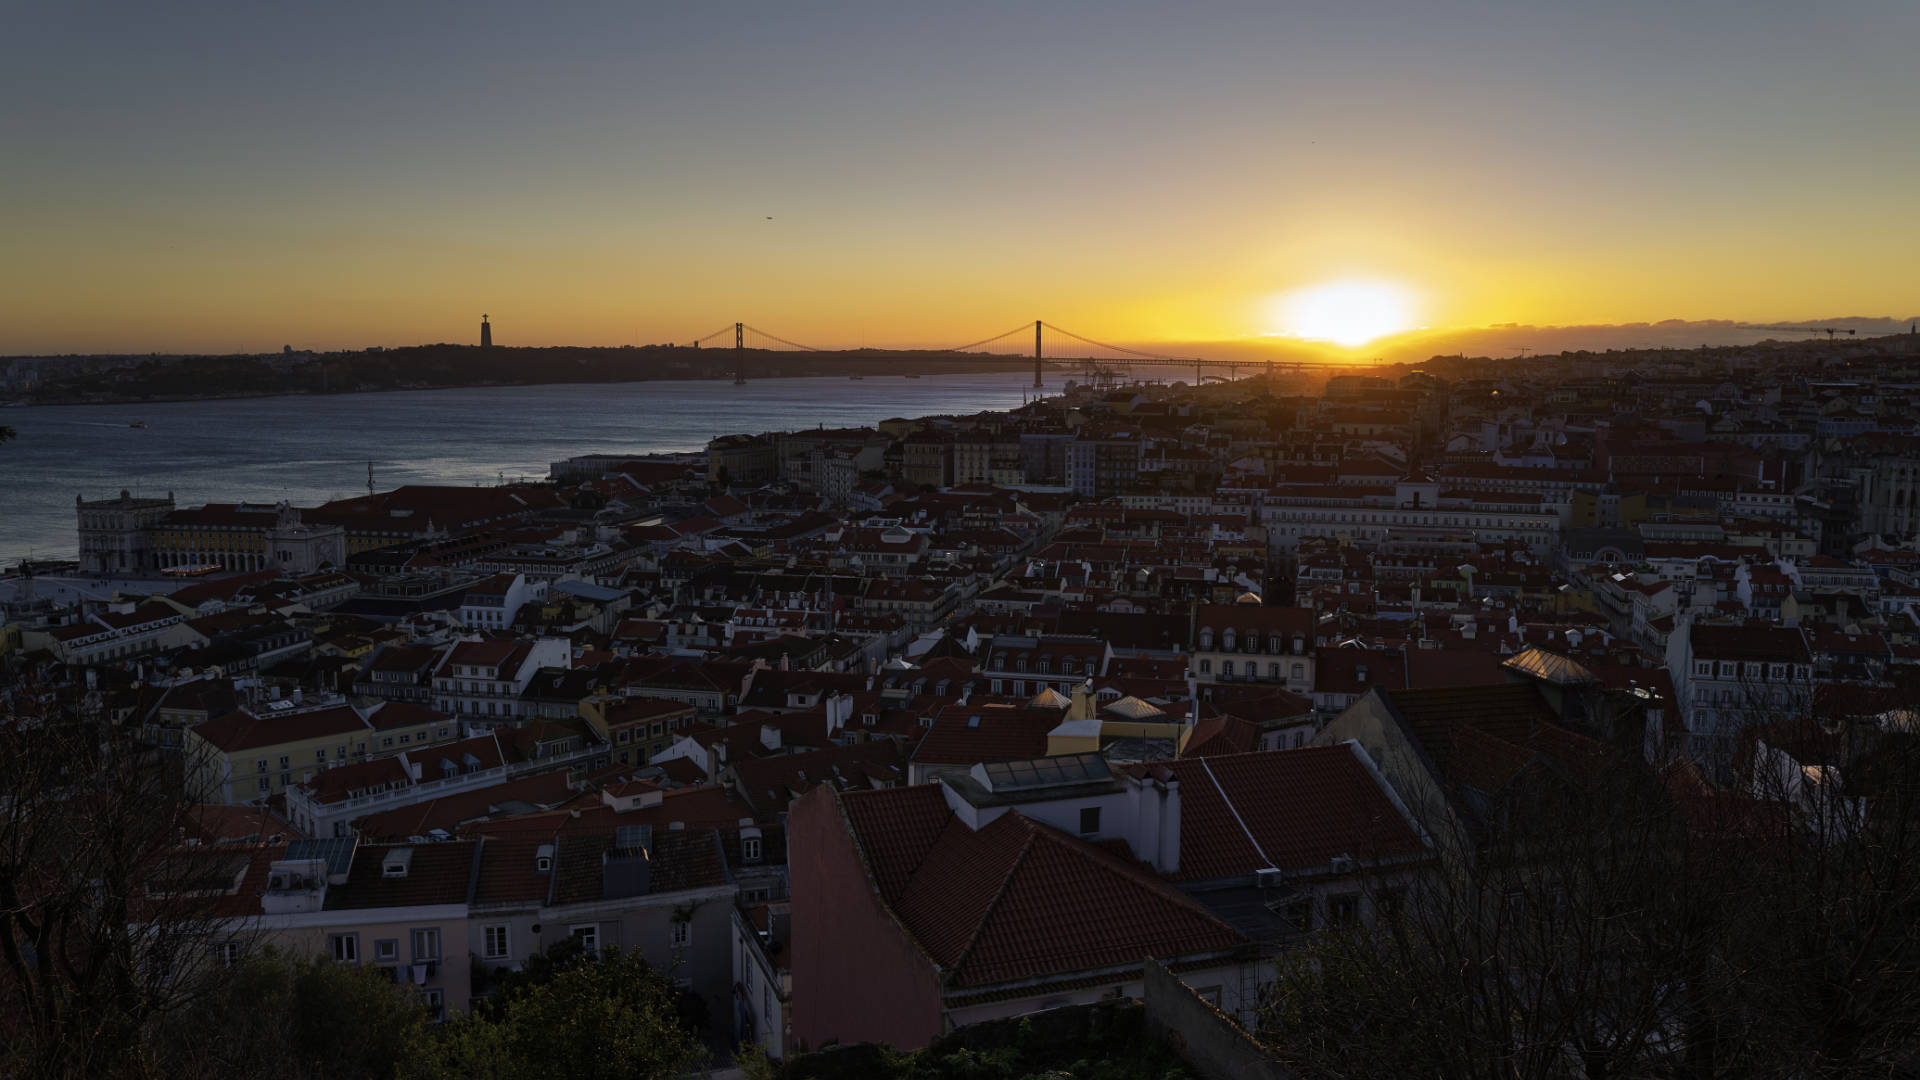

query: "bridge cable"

left=934, top=322, right=1038, bottom=354
left=741, top=325, right=828, bottom=352
left=1040, top=322, right=1189, bottom=363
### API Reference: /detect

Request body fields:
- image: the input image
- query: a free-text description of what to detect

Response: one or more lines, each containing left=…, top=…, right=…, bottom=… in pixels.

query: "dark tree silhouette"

left=1260, top=698, right=1920, bottom=1080
left=0, top=681, right=259, bottom=1076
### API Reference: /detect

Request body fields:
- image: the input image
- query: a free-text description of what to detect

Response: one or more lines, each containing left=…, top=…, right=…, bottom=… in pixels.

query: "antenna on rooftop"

left=368, top=461, right=375, bottom=497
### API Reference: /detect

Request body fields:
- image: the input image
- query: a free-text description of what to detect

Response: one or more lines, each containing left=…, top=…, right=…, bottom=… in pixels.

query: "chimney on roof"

left=1127, top=768, right=1183, bottom=874
left=826, top=692, right=853, bottom=734
left=1068, top=678, right=1095, bottom=722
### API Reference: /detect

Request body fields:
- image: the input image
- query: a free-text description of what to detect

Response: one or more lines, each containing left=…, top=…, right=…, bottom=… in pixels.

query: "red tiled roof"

left=354, top=771, right=584, bottom=841
left=1145, top=746, right=1427, bottom=881
left=365, top=701, right=446, bottom=731
left=94, top=603, right=186, bottom=630
left=1313, top=647, right=1408, bottom=695
left=1404, top=648, right=1512, bottom=690
left=1383, top=683, right=1612, bottom=794
left=840, top=790, right=1246, bottom=988
left=598, top=696, right=699, bottom=727
left=913, top=705, right=1059, bottom=768
left=837, top=783, right=952, bottom=899
left=193, top=705, right=370, bottom=753
left=1689, top=623, right=1811, bottom=664
left=547, top=826, right=728, bottom=905
left=365, top=644, right=438, bottom=672
left=1181, top=714, right=1261, bottom=758
left=1193, top=603, right=1315, bottom=638
left=325, top=840, right=479, bottom=910
left=300, top=756, right=411, bottom=804
left=729, top=740, right=906, bottom=815
left=470, top=831, right=554, bottom=905
left=165, top=571, right=280, bottom=608
left=1202, top=683, right=1314, bottom=721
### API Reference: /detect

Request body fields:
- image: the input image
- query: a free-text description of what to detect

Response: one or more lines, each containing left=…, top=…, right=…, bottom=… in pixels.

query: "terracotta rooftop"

left=914, top=705, right=1060, bottom=768
left=1180, top=714, right=1261, bottom=758
left=324, top=840, right=480, bottom=910
left=193, top=704, right=370, bottom=753
left=1145, top=746, right=1427, bottom=881
left=836, top=787, right=1245, bottom=988
left=1383, top=683, right=1612, bottom=795
left=352, top=771, right=584, bottom=841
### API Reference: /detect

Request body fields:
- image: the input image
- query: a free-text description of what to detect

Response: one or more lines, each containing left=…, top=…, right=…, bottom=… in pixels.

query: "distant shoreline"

left=5, top=356, right=1069, bottom=409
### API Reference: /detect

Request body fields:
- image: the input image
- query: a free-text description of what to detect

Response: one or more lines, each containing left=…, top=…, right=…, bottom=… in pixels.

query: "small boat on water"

left=848, top=375, right=864, bottom=380
left=128, top=420, right=148, bottom=428
left=903, top=374, right=922, bottom=379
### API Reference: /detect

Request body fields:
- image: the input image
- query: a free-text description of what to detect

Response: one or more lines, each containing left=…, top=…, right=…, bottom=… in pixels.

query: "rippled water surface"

left=0, top=374, right=1042, bottom=564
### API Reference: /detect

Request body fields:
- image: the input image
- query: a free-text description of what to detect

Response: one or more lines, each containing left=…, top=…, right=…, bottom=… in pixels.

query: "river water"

left=0, top=373, right=1045, bottom=565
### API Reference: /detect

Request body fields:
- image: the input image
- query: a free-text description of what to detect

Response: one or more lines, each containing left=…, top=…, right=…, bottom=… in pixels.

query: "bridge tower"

left=734, top=322, right=746, bottom=385
left=1033, top=320, right=1043, bottom=389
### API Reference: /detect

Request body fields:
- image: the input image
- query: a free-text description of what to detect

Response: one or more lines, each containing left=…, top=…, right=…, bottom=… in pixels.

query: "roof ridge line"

left=829, top=782, right=951, bottom=977
left=947, top=820, right=1038, bottom=981
left=1198, top=755, right=1278, bottom=872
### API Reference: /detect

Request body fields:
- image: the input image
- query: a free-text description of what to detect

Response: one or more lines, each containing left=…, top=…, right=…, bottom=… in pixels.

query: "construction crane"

left=1741, top=325, right=1857, bottom=339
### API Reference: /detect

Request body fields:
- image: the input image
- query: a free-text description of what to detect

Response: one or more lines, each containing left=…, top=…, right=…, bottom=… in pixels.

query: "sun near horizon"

left=1270, top=279, right=1421, bottom=348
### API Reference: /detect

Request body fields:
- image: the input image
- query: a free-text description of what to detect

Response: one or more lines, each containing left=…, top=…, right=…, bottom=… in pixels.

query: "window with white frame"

left=329, top=933, right=358, bottom=963
left=571, top=924, right=598, bottom=955
left=214, top=941, right=241, bottom=967
left=410, top=927, right=441, bottom=963
left=670, top=921, right=691, bottom=949
left=483, top=925, right=510, bottom=961
left=374, top=938, right=398, bottom=962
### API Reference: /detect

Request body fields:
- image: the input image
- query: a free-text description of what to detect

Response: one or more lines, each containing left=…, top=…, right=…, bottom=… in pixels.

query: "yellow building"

left=579, top=695, right=697, bottom=764
left=1045, top=684, right=1196, bottom=756
left=185, top=700, right=456, bottom=804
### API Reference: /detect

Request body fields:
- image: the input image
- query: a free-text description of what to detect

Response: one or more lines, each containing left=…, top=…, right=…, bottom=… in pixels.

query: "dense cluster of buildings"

left=7, top=333, right=1920, bottom=1060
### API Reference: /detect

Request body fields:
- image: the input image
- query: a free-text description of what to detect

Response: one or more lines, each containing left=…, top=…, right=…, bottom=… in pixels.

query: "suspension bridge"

left=678, top=319, right=1349, bottom=388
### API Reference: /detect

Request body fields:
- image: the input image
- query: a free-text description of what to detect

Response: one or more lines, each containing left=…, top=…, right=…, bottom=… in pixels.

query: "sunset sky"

left=4, top=1, right=1916, bottom=355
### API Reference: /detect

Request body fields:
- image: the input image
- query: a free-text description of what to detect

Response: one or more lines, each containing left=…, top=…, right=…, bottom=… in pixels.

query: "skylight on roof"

left=981, top=752, right=1111, bottom=793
